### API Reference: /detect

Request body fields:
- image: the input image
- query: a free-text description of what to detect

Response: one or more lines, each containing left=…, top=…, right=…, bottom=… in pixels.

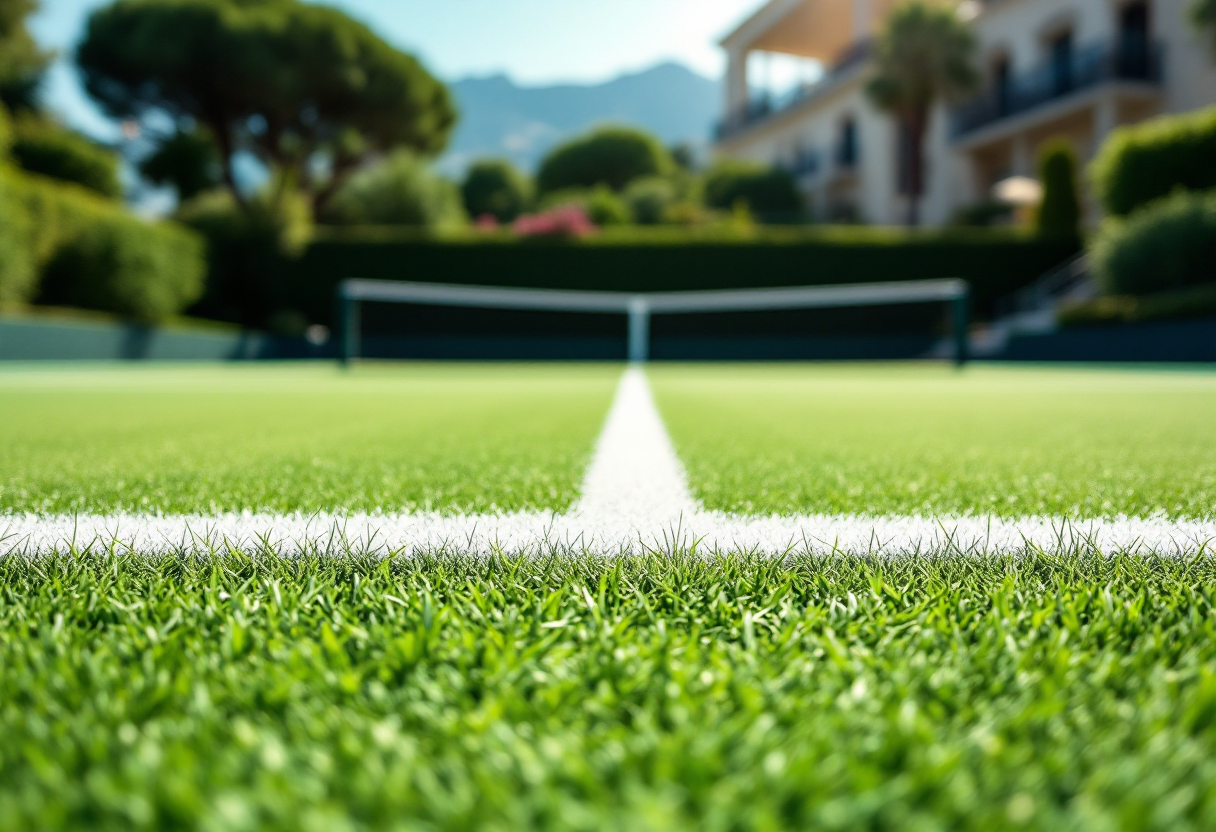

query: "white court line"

left=569, top=366, right=699, bottom=527
left=3, top=368, right=1215, bottom=556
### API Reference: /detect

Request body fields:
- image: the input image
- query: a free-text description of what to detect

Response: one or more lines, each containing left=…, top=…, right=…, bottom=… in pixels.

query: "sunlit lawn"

left=650, top=364, right=1216, bottom=518
left=0, top=363, right=620, bottom=514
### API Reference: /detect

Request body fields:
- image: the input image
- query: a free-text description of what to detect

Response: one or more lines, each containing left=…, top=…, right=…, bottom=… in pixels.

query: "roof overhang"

left=719, top=0, right=946, bottom=61
left=720, top=0, right=848, bottom=60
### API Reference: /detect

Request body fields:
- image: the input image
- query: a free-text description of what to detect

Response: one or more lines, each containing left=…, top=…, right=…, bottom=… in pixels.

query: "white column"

left=1092, top=93, right=1118, bottom=156
left=725, top=47, right=750, bottom=116
left=1011, top=133, right=1031, bottom=177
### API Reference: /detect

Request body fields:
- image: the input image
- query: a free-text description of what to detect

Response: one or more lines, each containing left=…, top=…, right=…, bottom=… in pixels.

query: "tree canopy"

left=77, top=0, right=457, bottom=209
left=0, top=0, right=51, bottom=111
left=867, top=2, right=978, bottom=226
left=536, top=127, right=672, bottom=195
left=139, top=127, right=223, bottom=203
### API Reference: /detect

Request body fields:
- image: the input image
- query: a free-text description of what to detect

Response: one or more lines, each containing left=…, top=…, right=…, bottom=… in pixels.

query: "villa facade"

left=715, top=0, right=1216, bottom=226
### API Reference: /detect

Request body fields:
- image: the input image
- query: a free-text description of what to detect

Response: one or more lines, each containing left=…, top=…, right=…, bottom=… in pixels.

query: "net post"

left=951, top=283, right=970, bottom=368
left=338, top=282, right=360, bottom=368
left=627, top=296, right=651, bottom=363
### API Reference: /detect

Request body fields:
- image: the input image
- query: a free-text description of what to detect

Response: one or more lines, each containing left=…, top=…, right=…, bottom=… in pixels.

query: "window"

left=837, top=118, right=859, bottom=169
left=992, top=55, right=1012, bottom=115
left=1118, top=2, right=1151, bottom=77
left=1049, top=30, right=1075, bottom=96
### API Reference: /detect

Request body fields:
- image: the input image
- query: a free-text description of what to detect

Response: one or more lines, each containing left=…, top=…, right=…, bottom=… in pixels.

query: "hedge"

left=10, top=119, right=123, bottom=199
left=1058, top=283, right=1216, bottom=328
left=40, top=213, right=206, bottom=324
left=1091, top=190, right=1216, bottom=297
left=1, top=169, right=206, bottom=322
left=0, top=168, right=34, bottom=304
left=1091, top=106, right=1216, bottom=217
left=285, top=226, right=1077, bottom=329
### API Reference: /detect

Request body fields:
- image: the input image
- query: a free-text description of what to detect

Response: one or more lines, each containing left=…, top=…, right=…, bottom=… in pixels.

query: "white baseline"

left=3, top=368, right=1214, bottom=557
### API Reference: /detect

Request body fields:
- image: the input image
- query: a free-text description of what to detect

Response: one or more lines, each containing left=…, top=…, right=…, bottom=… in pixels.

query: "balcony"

left=953, top=38, right=1163, bottom=138
left=779, top=147, right=822, bottom=178
left=717, top=40, right=872, bottom=143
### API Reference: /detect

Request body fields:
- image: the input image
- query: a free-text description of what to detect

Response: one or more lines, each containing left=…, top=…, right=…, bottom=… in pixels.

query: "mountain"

left=440, top=62, right=721, bottom=175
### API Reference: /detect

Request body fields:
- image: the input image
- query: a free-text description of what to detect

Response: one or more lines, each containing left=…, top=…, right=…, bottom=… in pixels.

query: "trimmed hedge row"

left=0, top=169, right=35, bottom=304
left=0, top=167, right=206, bottom=323
left=1091, top=105, right=1216, bottom=217
left=1091, top=190, right=1216, bottom=298
left=286, top=228, right=1078, bottom=328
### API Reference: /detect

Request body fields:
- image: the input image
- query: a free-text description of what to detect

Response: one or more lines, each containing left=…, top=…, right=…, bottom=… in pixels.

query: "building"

left=715, top=0, right=1216, bottom=226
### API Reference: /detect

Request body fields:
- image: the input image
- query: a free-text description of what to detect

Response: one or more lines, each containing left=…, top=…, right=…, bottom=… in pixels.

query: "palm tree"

left=1194, top=0, right=1216, bottom=55
left=867, top=2, right=979, bottom=227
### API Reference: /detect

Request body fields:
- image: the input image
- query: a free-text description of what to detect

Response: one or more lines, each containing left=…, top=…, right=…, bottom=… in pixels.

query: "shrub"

left=1058, top=283, right=1216, bottom=327
left=951, top=200, right=1014, bottom=227
left=0, top=167, right=35, bottom=304
left=4, top=168, right=139, bottom=306
left=40, top=212, right=205, bottom=323
left=624, top=177, right=678, bottom=225
left=704, top=160, right=803, bottom=222
left=321, top=150, right=465, bottom=229
left=461, top=159, right=531, bottom=223
left=1091, top=190, right=1216, bottom=296
left=513, top=206, right=597, bottom=239
left=0, top=103, right=12, bottom=154
left=541, top=186, right=630, bottom=226
left=537, top=127, right=673, bottom=195
left=1091, top=106, right=1216, bottom=217
left=1035, top=140, right=1081, bottom=241
left=13, top=169, right=124, bottom=268
left=11, top=119, right=122, bottom=198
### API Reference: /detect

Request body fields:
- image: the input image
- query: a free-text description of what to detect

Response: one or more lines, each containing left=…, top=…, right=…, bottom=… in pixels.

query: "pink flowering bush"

left=512, top=206, right=598, bottom=238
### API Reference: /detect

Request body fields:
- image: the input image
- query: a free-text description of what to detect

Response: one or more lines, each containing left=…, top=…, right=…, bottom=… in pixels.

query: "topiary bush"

left=40, top=213, right=206, bottom=324
left=1090, top=106, right=1216, bottom=217
left=461, top=159, right=532, bottom=223
left=3, top=168, right=133, bottom=304
left=11, top=118, right=123, bottom=199
left=704, top=160, right=803, bottom=223
left=1091, top=190, right=1216, bottom=296
left=322, top=150, right=465, bottom=229
left=1035, top=139, right=1081, bottom=241
left=540, top=186, right=631, bottom=226
left=624, top=177, right=678, bottom=225
left=0, top=103, right=12, bottom=155
left=537, top=127, right=673, bottom=195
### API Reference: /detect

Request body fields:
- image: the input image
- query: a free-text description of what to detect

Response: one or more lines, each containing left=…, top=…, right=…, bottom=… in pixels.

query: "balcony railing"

left=779, top=148, right=822, bottom=178
left=954, top=38, right=1163, bottom=138
left=717, top=40, right=872, bottom=142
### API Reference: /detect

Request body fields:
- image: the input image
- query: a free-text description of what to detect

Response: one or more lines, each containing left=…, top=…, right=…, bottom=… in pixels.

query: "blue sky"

left=31, top=0, right=764, bottom=139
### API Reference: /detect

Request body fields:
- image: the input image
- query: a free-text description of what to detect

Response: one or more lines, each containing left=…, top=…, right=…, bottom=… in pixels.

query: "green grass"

left=0, top=363, right=619, bottom=514
left=5, top=551, right=1216, bottom=831
left=650, top=364, right=1216, bottom=518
